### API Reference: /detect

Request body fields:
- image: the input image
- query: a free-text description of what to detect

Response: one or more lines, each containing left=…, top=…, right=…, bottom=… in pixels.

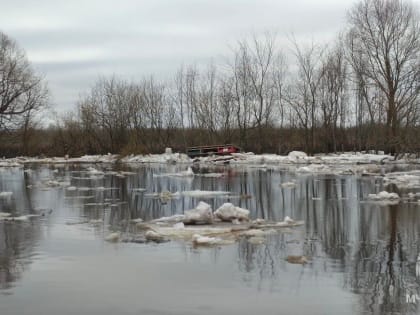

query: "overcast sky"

left=1, top=0, right=419, bottom=114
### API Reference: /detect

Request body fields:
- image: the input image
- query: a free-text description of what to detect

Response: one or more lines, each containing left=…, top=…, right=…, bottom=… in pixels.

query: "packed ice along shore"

left=1, top=149, right=419, bottom=167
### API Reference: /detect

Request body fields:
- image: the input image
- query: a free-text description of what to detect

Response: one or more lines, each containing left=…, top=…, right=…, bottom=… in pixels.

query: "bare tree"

left=285, top=40, right=324, bottom=154
left=217, top=75, right=236, bottom=143
left=319, top=44, right=349, bottom=152
left=347, top=0, right=420, bottom=154
left=196, top=62, right=218, bottom=143
left=0, top=32, right=48, bottom=131
left=247, top=34, right=279, bottom=153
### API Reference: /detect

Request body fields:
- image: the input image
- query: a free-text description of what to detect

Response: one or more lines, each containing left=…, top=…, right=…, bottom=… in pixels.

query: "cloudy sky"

left=1, top=0, right=418, bottom=114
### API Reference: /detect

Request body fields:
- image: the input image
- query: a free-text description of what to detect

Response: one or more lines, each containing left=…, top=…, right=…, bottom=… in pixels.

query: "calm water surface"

left=1, top=163, right=420, bottom=315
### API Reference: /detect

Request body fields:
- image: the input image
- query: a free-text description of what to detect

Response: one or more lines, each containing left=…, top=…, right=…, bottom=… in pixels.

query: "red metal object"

left=187, top=144, right=241, bottom=158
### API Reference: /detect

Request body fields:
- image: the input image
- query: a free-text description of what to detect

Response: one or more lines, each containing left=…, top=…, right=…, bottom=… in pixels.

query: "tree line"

left=1, top=0, right=419, bottom=157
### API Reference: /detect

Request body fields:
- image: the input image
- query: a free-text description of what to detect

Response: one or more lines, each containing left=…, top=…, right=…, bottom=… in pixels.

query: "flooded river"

left=1, top=163, right=420, bottom=315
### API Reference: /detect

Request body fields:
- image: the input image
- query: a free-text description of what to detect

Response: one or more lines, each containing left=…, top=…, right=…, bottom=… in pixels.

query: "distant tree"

left=347, top=0, right=420, bottom=154
left=0, top=31, right=48, bottom=131
left=318, top=43, right=349, bottom=152
left=285, top=40, right=324, bottom=154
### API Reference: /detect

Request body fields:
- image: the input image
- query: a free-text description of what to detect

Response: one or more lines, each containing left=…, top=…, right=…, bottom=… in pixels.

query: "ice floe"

left=288, top=151, right=308, bottom=162
left=214, top=203, right=250, bottom=222
left=2, top=150, right=413, bottom=168
left=384, top=171, right=420, bottom=189
left=181, top=190, right=230, bottom=198
left=105, top=232, right=120, bottom=242
left=248, top=236, right=266, bottom=245
left=0, top=214, right=42, bottom=222
left=184, top=202, right=214, bottom=225
left=366, top=191, right=400, bottom=205
left=0, top=191, right=13, bottom=198
left=192, top=234, right=233, bottom=246
left=145, top=230, right=167, bottom=243
left=280, top=181, right=297, bottom=188
left=131, top=210, right=303, bottom=247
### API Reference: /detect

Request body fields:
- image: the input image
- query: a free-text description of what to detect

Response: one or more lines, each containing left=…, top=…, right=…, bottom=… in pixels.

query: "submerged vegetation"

left=0, top=0, right=419, bottom=157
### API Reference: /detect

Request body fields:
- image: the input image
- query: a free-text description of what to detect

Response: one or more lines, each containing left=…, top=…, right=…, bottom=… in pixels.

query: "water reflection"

left=0, top=164, right=419, bottom=314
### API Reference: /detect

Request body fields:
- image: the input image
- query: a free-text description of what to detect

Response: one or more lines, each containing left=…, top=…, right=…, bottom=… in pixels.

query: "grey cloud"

left=2, top=0, right=418, bottom=113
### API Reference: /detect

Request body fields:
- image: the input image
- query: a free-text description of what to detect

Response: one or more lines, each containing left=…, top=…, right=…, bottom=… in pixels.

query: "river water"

left=0, top=163, right=420, bottom=315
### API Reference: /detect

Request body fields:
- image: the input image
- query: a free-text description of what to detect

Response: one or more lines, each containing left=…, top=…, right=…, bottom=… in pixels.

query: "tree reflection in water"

left=0, top=168, right=41, bottom=292
left=0, top=164, right=419, bottom=314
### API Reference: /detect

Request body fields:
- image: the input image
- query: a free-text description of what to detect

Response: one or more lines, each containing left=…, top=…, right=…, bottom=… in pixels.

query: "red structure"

left=186, top=144, right=241, bottom=158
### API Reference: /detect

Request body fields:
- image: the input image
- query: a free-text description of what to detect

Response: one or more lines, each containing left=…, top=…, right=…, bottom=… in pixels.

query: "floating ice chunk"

left=296, top=164, right=331, bottom=174
left=367, top=191, right=400, bottom=201
left=248, top=236, right=266, bottom=245
left=183, top=167, right=194, bottom=177
left=197, top=173, right=224, bottom=178
left=214, top=203, right=250, bottom=222
left=144, top=224, right=236, bottom=240
left=173, top=222, right=185, bottom=229
left=184, top=202, right=213, bottom=224
left=297, top=166, right=311, bottom=173
left=45, top=180, right=61, bottom=187
left=13, top=216, right=30, bottom=222
left=86, top=167, right=104, bottom=175
left=384, top=171, right=420, bottom=189
left=3, top=215, right=36, bottom=222
left=151, top=214, right=186, bottom=224
left=284, top=216, right=294, bottom=224
left=191, top=234, right=232, bottom=246
left=105, top=232, right=120, bottom=242
left=192, top=234, right=219, bottom=245
left=274, top=216, right=304, bottom=227
left=0, top=192, right=13, bottom=198
left=145, top=230, right=167, bottom=243
left=181, top=190, right=230, bottom=198
left=131, top=218, right=144, bottom=223
left=132, top=188, right=146, bottom=193
left=67, top=186, right=77, bottom=191
left=251, top=218, right=266, bottom=225
left=0, top=212, right=11, bottom=218
left=281, top=181, right=296, bottom=188
left=288, top=151, right=308, bottom=162
left=231, top=219, right=240, bottom=225
left=241, top=229, right=266, bottom=237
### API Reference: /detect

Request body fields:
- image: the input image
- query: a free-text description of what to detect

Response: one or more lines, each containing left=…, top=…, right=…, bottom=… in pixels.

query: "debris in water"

left=286, top=255, right=309, bottom=265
